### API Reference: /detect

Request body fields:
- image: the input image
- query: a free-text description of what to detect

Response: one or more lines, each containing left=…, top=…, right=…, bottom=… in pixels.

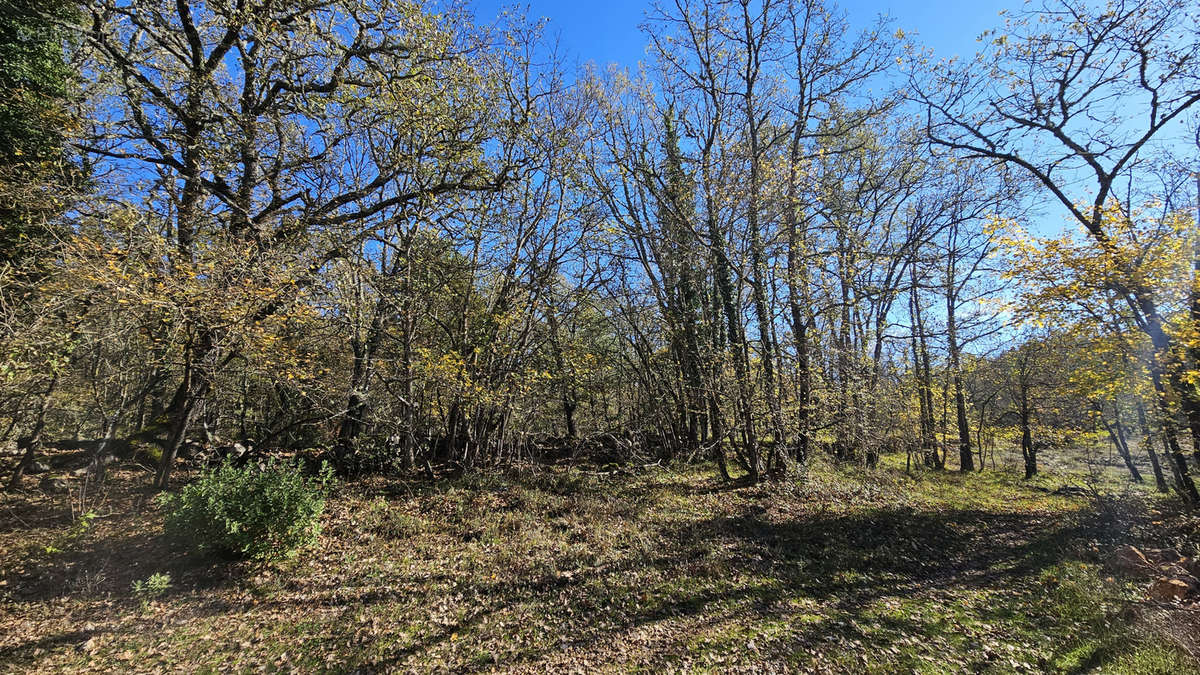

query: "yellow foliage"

left=994, top=199, right=1199, bottom=403
left=994, top=201, right=1197, bottom=341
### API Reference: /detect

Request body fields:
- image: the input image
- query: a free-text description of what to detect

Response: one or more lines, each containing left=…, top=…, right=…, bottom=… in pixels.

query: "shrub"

left=44, top=509, right=97, bottom=554
left=131, top=572, right=172, bottom=606
left=160, top=459, right=333, bottom=561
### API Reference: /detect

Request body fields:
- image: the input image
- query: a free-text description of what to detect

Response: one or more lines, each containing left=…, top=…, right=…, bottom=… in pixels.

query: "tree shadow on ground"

left=0, top=524, right=248, bottom=666
left=358, top=499, right=1106, bottom=671
left=586, top=504, right=1094, bottom=652
left=1, top=525, right=244, bottom=600
left=0, top=468, right=1137, bottom=672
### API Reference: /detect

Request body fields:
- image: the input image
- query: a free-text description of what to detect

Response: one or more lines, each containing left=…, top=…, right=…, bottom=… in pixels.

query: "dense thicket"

left=1, top=0, right=1199, bottom=501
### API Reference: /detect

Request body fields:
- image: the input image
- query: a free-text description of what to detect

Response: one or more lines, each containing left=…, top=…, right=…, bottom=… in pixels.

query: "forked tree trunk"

left=1136, top=400, right=1170, bottom=493
left=946, top=289, right=973, bottom=472
left=1096, top=403, right=1142, bottom=483
left=1146, top=354, right=1200, bottom=503
left=7, top=377, right=57, bottom=490
left=1019, top=387, right=1036, bottom=480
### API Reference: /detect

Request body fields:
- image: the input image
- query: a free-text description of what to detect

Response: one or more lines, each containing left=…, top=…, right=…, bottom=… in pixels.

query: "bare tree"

left=80, top=0, right=523, bottom=486
left=912, top=0, right=1200, bottom=500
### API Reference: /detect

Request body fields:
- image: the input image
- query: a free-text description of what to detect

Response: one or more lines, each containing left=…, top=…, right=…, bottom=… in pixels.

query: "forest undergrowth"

left=1, top=448, right=1197, bottom=673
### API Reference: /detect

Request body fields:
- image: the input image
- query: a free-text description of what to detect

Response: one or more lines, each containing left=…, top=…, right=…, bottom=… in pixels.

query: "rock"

left=1114, top=545, right=1152, bottom=574
left=39, top=476, right=70, bottom=494
left=1159, top=563, right=1190, bottom=579
left=28, top=461, right=51, bottom=474
left=1148, top=577, right=1194, bottom=602
left=1145, top=548, right=1183, bottom=565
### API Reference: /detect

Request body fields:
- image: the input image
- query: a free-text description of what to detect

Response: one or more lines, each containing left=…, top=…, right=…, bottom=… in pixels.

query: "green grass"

left=0, top=450, right=1195, bottom=673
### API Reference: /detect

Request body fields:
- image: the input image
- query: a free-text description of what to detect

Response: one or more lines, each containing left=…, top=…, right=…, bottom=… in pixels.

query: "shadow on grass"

left=0, top=537, right=249, bottom=669
left=352, top=499, right=1107, bottom=671
left=0, top=467, right=1140, bottom=672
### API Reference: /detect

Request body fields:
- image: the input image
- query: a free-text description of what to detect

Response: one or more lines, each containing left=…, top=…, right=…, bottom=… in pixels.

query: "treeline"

left=2, top=0, right=1199, bottom=499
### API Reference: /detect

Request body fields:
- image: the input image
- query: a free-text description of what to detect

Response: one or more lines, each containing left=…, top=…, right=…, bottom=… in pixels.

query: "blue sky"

left=469, top=0, right=1014, bottom=70
left=466, top=0, right=1197, bottom=236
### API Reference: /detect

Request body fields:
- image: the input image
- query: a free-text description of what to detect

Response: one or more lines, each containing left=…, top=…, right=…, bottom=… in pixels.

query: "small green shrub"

left=131, top=572, right=171, bottom=605
left=44, top=510, right=97, bottom=554
left=160, top=459, right=333, bottom=561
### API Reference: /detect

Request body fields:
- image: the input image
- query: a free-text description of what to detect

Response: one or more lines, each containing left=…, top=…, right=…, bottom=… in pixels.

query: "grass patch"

left=0, top=450, right=1195, bottom=672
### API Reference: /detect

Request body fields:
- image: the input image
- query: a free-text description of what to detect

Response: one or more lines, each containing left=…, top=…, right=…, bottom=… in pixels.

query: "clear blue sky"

left=469, top=0, right=1014, bottom=70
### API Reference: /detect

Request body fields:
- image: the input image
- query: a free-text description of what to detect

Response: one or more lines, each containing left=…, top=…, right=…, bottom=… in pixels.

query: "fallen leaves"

left=0, top=462, right=1195, bottom=672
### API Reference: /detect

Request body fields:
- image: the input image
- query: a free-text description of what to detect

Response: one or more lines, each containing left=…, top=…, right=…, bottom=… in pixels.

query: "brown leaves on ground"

left=1, top=451, right=1197, bottom=673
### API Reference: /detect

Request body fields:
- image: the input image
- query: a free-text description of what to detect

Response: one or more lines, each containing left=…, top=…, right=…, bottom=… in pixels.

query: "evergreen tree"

left=0, top=0, right=80, bottom=266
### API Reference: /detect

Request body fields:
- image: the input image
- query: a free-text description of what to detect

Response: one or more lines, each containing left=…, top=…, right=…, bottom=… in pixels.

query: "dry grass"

left=1, top=446, right=1197, bottom=673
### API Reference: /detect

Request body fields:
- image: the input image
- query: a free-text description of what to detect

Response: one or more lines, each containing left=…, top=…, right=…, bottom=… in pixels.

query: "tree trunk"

left=563, top=398, right=578, bottom=440
left=910, top=270, right=936, bottom=468
left=710, top=392, right=730, bottom=481
left=1189, top=169, right=1200, bottom=469
left=6, top=377, right=57, bottom=490
left=156, top=76, right=207, bottom=491
left=785, top=240, right=812, bottom=464
left=1096, top=402, right=1142, bottom=482
left=706, top=203, right=757, bottom=479
left=156, top=381, right=201, bottom=490
left=794, top=320, right=811, bottom=462
left=337, top=333, right=372, bottom=458
left=1019, top=385, right=1036, bottom=480
left=1136, top=399, right=1170, bottom=493
left=1146, top=352, right=1200, bottom=503
left=975, top=398, right=990, bottom=473
left=946, top=287, right=973, bottom=472
left=156, top=329, right=213, bottom=490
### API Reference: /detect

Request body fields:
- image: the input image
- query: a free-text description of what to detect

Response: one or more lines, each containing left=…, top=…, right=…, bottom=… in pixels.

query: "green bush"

left=44, top=509, right=97, bottom=554
left=131, top=572, right=172, bottom=607
left=160, top=459, right=333, bottom=561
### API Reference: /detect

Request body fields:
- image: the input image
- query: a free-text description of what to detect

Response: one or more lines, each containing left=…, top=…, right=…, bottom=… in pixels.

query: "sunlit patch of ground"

left=1, top=448, right=1196, bottom=672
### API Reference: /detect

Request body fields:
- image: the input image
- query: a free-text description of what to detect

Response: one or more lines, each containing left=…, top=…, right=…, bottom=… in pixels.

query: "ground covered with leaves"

left=2, top=450, right=1199, bottom=673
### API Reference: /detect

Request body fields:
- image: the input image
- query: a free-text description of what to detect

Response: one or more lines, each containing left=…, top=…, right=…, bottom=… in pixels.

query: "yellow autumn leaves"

left=992, top=198, right=1200, bottom=402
